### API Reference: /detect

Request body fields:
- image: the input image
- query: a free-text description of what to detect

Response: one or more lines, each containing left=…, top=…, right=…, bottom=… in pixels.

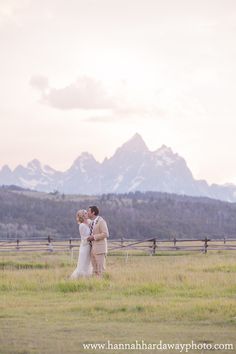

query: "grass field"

left=0, top=250, right=236, bottom=354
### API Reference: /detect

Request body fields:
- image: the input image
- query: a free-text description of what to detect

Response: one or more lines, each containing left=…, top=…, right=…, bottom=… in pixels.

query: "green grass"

left=0, top=260, right=51, bottom=270
left=0, top=251, right=236, bottom=353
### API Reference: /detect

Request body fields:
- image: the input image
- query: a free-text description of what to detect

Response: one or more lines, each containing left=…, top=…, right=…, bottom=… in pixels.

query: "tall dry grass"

left=0, top=251, right=236, bottom=353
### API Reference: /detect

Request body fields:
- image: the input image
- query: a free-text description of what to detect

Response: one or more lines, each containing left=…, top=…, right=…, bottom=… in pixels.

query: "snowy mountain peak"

left=156, top=145, right=174, bottom=156
left=27, top=159, right=42, bottom=171
left=43, top=165, right=58, bottom=175
left=0, top=134, right=236, bottom=202
left=14, top=164, right=26, bottom=174
left=67, top=152, right=100, bottom=176
left=116, top=133, right=148, bottom=154
left=1, top=165, right=12, bottom=173
left=133, top=132, right=144, bottom=140
left=73, top=152, right=97, bottom=165
left=155, top=145, right=181, bottom=160
left=127, top=132, right=148, bottom=149
left=152, top=145, right=182, bottom=167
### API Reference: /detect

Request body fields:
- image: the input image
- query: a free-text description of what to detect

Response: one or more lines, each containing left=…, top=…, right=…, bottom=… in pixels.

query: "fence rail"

left=1, top=237, right=236, bottom=254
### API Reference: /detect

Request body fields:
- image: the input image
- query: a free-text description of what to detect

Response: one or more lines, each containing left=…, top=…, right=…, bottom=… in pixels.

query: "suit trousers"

left=91, top=251, right=106, bottom=276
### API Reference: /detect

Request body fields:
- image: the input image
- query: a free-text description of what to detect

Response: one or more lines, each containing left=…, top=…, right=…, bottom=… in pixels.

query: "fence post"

left=16, top=239, right=20, bottom=250
left=69, top=238, right=72, bottom=250
left=47, top=235, right=53, bottom=252
left=68, top=238, right=74, bottom=262
left=204, top=237, right=208, bottom=254
left=152, top=238, right=157, bottom=255
left=224, top=237, right=226, bottom=245
left=174, top=238, right=177, bottom=248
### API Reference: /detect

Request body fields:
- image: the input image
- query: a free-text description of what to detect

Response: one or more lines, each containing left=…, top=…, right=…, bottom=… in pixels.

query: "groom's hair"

left=89, top=205, right=99, bottom=216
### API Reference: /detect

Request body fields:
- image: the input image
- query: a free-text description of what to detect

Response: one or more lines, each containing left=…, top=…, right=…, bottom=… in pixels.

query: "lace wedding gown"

left=70, top=223, right=92, bottom=278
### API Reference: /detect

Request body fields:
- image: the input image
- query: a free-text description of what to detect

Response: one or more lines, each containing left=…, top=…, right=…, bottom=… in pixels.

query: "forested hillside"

left=0, top=186, right=236, bottom=240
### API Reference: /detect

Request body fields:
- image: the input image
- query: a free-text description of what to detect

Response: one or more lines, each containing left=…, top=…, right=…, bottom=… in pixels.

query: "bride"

left=70, top=209, right=92, bottom=279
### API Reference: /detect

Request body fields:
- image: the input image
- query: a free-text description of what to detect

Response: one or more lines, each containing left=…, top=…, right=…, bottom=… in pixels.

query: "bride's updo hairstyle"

left=76, top=209, right=87, bottom=223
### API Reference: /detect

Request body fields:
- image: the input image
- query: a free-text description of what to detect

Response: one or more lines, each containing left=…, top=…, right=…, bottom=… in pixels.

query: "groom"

left=87, top=206, right=109, bottom=277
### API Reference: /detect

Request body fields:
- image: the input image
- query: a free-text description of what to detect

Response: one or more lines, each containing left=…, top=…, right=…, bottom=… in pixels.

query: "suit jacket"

left=91, top=216, right=109, bottom=254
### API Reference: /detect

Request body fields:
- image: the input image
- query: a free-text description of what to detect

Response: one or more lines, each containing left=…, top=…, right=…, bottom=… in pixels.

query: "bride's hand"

left=87, top=235, right=95, bottom=242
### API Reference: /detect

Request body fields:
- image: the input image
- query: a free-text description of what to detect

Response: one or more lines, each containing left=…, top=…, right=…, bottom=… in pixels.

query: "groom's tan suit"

left=91, top=216, right=109, bottom=276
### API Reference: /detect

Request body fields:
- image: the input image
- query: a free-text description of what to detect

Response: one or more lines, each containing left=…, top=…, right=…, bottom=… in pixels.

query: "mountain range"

left=1, top=133, right=236, bottom=202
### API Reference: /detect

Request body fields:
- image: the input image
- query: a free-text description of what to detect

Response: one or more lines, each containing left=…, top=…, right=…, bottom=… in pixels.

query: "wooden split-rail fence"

left=0, top=236, right=236, bottom=255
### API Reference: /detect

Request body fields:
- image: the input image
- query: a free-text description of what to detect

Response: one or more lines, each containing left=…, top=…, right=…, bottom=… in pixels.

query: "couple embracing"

left=70, top=206, right=109, bottom=278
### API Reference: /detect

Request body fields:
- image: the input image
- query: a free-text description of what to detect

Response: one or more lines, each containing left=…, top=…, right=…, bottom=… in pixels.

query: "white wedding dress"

left=70, top=223, right=92, bottom=279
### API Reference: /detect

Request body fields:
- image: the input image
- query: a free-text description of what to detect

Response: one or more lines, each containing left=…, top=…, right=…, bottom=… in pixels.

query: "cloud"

left=30, top=75, right=49, bottom=91
left=31, top=75, right=118, bottom=111
left=30, top=75, right=150, bottom=116
left=30, top=74, right=205, bottom=125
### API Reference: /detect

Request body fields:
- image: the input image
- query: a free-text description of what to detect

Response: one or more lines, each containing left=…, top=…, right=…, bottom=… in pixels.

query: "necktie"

left=90, top=220, right=95, bottom=235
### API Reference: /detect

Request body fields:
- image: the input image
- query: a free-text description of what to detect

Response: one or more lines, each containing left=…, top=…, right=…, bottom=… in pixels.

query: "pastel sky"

left=1, top=0, right=236, bottom=185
